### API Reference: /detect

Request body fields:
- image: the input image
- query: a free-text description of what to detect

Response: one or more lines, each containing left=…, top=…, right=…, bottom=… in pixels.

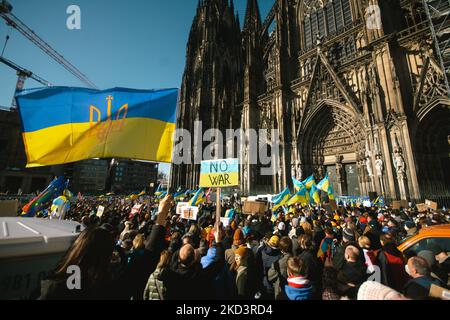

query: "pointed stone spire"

left=243, top=0, right=261, bottom=31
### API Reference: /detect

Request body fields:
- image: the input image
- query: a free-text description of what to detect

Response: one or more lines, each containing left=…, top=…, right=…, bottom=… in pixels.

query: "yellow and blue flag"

left=302, top=175, right=316, bottom=190
left=287, top=184, right=310, bottom=206
left=272, top=188, right=291, bottom=211
left=189, top=188, right=206, bottom=206
left=173, top=190, right=185, bottom=201
left=157, top=190, right=168, bottom=199
left=317, top=174, right=335, bottom=200
left=292, top=177, right=304, bottom=192
left=310, top=183, right=321, bottom=205
left=16, top=87, right=178, bottom=167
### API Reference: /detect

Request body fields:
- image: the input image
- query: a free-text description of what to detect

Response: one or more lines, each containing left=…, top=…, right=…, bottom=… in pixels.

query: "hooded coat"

left=260, top=244, right=281, bottom=297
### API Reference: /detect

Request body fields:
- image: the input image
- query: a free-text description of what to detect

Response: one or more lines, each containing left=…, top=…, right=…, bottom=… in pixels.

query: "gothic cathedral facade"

left=171, top=0, right=450, bottom=203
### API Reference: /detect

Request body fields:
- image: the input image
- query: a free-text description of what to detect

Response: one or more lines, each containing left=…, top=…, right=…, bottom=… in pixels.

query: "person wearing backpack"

left=267, top=237, right=292, bottom=299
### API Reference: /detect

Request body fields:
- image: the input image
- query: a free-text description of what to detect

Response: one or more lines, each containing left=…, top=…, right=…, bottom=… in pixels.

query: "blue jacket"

left=201, top=247, right=217, bottom=269
left=284, top=283, right=312, bottom=300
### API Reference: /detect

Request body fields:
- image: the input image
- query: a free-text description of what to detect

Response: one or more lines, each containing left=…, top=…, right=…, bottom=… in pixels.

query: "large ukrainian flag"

left=16, top=87, right=178, bottom=167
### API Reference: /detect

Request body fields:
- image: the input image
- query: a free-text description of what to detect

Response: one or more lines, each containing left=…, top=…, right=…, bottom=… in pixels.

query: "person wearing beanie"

left=418, top=250, right=448, bottom=285
left=260, top=235, right=281, bottom=299
left=343, top=228, right=356, bottom=242
left=234, top=245, right=253, bottom=299
left=268, top=237, right=293, bottom=299
left=276, top=221, right=287, bottom=237
left=225, top=228, right=245, bottom=266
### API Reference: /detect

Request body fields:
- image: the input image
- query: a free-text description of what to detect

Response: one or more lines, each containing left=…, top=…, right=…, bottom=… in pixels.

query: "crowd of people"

left=34, top=193, right=450, bottom=300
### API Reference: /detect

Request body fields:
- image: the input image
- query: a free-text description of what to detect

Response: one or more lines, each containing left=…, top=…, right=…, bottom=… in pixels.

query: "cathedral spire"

left=243, top=0, right=262, bottom=31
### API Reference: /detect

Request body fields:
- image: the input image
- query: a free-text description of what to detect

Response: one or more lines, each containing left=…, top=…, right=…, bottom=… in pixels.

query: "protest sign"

left=180, top=206, right=198, bottom=221
left=0, top=200, right=18, bottom=217
left=220, top=217, right=230, bottom=227
left=416, top=203, right=427, bottom=213
left=176, top=202, right=189, bottom=215
left=96, top=205, right=105, bottom=217
left=199, top=158, right=239, bottom=188
left=129, top=204, right=142, bottom=219
left=425, top=199, right=438, bottom=210
left=243, top=201, right=267, bottom=214
left=393, top=200, right=408, bottom=210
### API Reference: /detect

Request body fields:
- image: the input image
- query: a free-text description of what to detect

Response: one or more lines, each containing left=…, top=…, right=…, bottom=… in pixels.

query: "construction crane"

left=0, top=0, right=98, bottom=89
left=0, top=56, right=52, bottom=86
left=422, top=0, right=450, bottom=97
left=0, top=56, right=52, bottom=108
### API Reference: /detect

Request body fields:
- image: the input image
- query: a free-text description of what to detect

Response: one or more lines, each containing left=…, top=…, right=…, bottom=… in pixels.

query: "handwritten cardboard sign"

left=425, top=199, right=438, bottom=210
left=176, top=202, right=189, bottom=215
left=180, top=206, right=198, bottom=221
left=243, top=201, right=267, bottom=214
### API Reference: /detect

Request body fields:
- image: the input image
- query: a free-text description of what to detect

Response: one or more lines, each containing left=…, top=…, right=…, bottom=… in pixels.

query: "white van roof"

left=0, top=218, right=83, bottom=259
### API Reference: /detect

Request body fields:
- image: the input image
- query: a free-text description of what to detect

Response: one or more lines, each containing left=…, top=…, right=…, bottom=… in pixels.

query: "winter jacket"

left=235, top=265, right=252, bottom=299
left=298, top=249, right=322, bottom=298
left=201, top=247, right=217, bottom=268
left=267, top=252, right=291, bottom=300
left=39, top=224, right=166, bottom=300
left=376, top=243, right=409, bottom=292
left=158, top=243, right=225, bottom=300
left=143, top=268, right=166, bottom=300
left=404, top=275, right=444, bottom=300
left=337, top=261, right=367, bottom=299
left=260, top=244, right=281, bottom=297
left=284, top=276, right=312, bottom=300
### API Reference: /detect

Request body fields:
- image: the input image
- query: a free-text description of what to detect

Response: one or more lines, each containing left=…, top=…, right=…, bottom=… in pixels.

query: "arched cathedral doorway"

left=415, top=101, right=450, bottom=203
left=300, top=101, right=367, bottom=196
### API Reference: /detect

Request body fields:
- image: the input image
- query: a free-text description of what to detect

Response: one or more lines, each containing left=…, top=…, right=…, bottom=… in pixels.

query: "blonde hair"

left=358, top=236, right=371, bottom=250
left=133, top=233, right=145, bottom=250
left=157, top=250, right=172, bottom=269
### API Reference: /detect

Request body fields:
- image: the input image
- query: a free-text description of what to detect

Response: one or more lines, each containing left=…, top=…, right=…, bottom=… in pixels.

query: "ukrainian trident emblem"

left=89, top=95, right=128, bottom=141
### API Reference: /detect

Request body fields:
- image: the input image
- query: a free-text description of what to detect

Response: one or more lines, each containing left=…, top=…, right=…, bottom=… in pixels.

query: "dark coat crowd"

left=36, top=195, right=450, bottom=300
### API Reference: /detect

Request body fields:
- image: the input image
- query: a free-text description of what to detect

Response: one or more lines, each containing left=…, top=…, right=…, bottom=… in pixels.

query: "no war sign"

left=199, top=158, right=239, bottom=188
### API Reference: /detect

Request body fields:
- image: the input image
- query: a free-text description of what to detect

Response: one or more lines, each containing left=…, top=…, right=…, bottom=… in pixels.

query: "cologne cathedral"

left=170, top=0, right=450, bottom=203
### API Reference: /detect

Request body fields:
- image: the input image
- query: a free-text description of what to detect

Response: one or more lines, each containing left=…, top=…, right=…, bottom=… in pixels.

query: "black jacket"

left=298, top=249, right=322, bottom=298
left=159, top=244, right=225, bottom=300
left=403, top=275, right=444, bottom=300
left=259, top=244, right=281, bottom=297
left=38, top=224, right=166, bottom=300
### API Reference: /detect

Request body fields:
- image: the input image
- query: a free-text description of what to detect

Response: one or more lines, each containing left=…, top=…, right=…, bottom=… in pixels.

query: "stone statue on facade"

left=393, top=149, right=406, bottom=178
left=365, top=146, right=373, bottom=177
left=335, top=155, right=344, bottom=182
left=375, top=154, right=384, bottom=177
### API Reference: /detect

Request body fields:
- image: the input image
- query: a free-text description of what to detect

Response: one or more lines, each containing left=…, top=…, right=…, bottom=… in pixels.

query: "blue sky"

left=0, top=0, right=272, bottom=174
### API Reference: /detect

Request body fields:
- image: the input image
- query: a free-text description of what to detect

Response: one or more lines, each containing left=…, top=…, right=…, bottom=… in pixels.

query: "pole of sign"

left=216, top=187, right=221, bottom=227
